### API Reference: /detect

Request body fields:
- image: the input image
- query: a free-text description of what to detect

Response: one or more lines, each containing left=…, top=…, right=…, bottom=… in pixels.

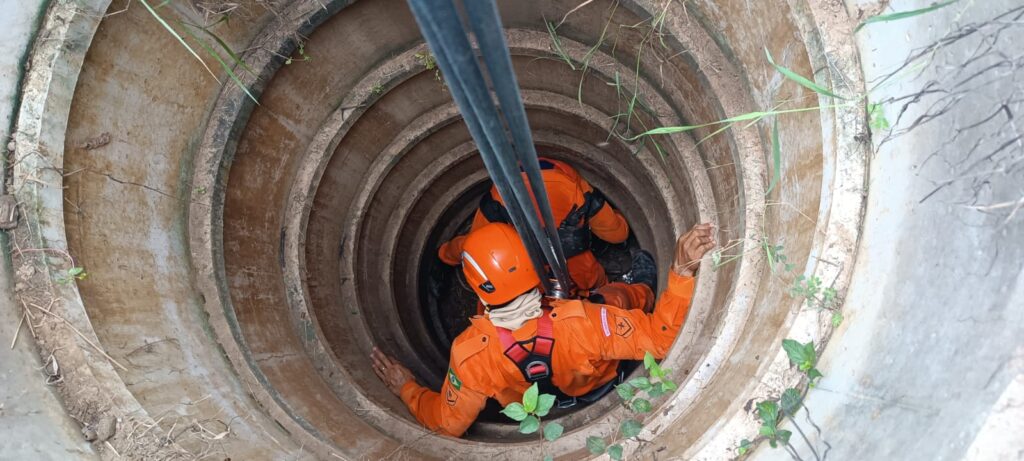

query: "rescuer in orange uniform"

left=372, top=221, right=715, bottom=437
left=437, top=158, right=651, bottom=309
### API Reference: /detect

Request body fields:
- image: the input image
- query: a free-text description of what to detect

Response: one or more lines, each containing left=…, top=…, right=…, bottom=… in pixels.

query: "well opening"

left=18, top=0, right=867, bottom=458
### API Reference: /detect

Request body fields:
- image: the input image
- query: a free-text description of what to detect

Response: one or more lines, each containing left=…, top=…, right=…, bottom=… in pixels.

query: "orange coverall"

left=438, top=158, right=630, bottom=292
left=399, top=272, right=694, bottom=437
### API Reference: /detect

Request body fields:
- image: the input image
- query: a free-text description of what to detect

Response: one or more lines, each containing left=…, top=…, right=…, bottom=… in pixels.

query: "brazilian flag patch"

left=447, top=367, right=462, bottom=390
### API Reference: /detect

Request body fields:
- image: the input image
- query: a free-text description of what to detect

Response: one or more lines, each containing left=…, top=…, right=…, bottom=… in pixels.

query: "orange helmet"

left=461, top=223, right=541, bottom=305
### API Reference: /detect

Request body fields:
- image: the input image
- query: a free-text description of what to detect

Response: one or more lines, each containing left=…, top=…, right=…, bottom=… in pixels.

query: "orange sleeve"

left=579, top=272, right=694, bottom=360
left=399, top=361, right=488, bottom=438
left=436, top=210, right=492, bottom=266
left=559, top=161, right=628, bottom=243
left=589, top=201, right=629, bottom=244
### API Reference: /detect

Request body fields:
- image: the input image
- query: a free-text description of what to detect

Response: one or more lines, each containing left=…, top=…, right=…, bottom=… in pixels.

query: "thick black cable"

left=462, top=0, right=572, bottom=295
left=407, top=0, right=573, bottom=297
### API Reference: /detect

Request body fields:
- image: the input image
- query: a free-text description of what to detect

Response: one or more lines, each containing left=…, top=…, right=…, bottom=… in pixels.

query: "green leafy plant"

left=285, top=41, right=312, bottom=65
left=756, top=400, right=791, bottom=448
left=830, top=311, right=844, bottom=328
left=737, top=438, right=753, bottom=456
left=607, top=444, right=624, bottom=460
left=738, top=340, right=827, bottom=460
left=868, top=102, right=890, bottom=131
left=371, top=84, right=385, bottom=95
left=501, top=383, right=561, bottom=459
left=500, top=352, right=674, bottom=460
left=415, top=51, right=443, bottom=82
left=501, top=383, right=557, bottom=434
left=740, top=236, right=844, bottom=328
left=58, top=267, right=88, bottom=285
left=788, top=272, right=842, bottom=325
left=781, top=339, right=823, bottom=383
left=764, top=241, right=796, bottom=274
left=789, top=274, right=821, bottom=300
left=588, top=352, right=678, bottom=459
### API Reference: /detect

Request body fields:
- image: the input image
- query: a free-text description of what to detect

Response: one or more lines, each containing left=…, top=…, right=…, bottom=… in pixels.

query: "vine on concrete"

left=736, top=339, right=831, bottom=461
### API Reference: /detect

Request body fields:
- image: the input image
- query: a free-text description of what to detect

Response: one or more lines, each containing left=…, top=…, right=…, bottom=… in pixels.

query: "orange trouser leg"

left=594, top=282, right=654, bottom=312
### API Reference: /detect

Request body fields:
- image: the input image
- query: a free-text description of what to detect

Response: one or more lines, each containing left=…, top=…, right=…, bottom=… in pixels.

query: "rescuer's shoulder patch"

left=447, top=367, right=463, bottom=391
left=614, top=315, right=635, bottom=338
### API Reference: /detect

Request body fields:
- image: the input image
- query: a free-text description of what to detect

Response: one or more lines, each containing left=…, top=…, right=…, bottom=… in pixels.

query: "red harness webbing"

left=495, top=310, right=554, bottom=381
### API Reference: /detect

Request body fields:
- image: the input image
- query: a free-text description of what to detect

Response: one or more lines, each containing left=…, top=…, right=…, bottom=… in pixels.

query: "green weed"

left=501, top=383, right=561, bottom=459
left=504, top=351, right=672, bottom=460
left=415, top=51, right=443, bottom=83
left=739, top=340, right=826, bottom=459
left=57, top=266, right=87, bottom=285
left=766, top=117, right=782, bottom=195
left=139, top=0, right=259, bottom=103
left=285, top=42, right=312, bottom=65
left=868, top=102, right=890, bottom=131
left=764, top=47, right=847, bottom=100
left=855, top=0, right=960, bottom=32
left=546, top=21, right=577, bottom=71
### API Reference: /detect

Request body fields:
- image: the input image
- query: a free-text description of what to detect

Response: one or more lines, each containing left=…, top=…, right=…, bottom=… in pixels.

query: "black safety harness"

left=479, top=160, right=607, bottom=260
left=493, top=305, right=623, bottom=408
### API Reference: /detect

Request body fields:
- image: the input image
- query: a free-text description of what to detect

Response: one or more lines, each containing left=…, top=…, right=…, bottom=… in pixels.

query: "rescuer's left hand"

left=672, top=223, right=716, bottom=277
left=371, top=347, right=416, bottom=396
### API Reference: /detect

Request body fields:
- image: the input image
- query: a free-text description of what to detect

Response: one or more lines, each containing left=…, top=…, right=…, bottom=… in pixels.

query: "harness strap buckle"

left=524, top=360, right=551, bottom=380
left=556, top=396, right=577, bottom=409
left=495, top=310, right=557, bottom=383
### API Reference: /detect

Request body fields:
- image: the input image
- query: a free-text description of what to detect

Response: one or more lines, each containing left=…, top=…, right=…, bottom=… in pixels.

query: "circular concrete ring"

left=8, top=0, right=868, bottom=459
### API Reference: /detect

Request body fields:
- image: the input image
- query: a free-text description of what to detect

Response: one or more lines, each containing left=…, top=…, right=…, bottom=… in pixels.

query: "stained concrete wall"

left=1, top=0, right=47, bottom=175
left=762, top=0, right=1024, bottom=459
left=1, top=0, right=97, bottom=458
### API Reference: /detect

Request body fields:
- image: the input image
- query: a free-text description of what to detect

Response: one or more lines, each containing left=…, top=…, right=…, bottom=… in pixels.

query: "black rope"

left=407, top=0, right=573, bottom=297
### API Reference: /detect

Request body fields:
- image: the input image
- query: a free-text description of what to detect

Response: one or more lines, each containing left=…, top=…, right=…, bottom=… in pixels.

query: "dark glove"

left=558, top=204, right=592, bottom=258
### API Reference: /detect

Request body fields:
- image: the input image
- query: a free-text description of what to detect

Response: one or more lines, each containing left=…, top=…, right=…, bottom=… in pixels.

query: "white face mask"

left=486, top=289, right=543, bottom=331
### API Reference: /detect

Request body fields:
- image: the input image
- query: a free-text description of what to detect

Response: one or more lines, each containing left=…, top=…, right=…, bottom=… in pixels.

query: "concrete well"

left=1, top=0, right=1021, bottom=460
